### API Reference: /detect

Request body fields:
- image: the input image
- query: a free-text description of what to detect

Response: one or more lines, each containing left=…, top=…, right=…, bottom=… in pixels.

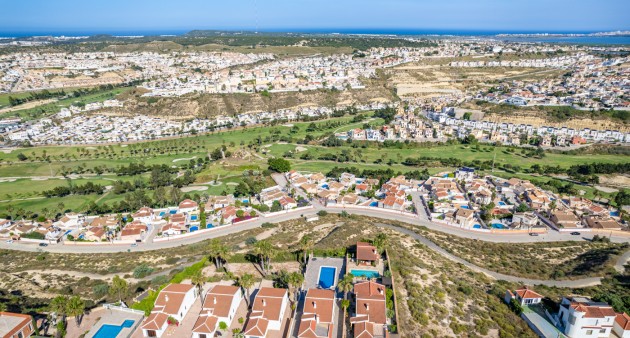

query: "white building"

left=557, top=297, right=617, bottom=338
left=141, top=283, right=198, bottom=337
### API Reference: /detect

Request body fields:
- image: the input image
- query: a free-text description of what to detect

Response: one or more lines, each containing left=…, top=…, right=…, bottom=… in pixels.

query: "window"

left=199, top=334, right=206, bottom=338
left=586, top=330, right=593, bottom=335
left=600, top=329, right=606, bottom=333
left=147, top=330, right=157, bottom=337
left=569, top=314, right=576, bottom=325
left=18, top=332, right=24, bottom=338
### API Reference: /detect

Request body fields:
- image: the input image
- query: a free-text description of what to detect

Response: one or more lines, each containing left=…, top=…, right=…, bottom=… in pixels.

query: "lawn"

left=0, top=86, right=133, bottom=120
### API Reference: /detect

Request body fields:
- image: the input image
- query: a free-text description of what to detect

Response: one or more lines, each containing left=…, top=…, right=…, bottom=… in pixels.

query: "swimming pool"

left=93, top=319, right=135, bottom=338
left=610, top=211, right=620, bottom=217
left=169, top=209, right=177, bottom=215
left=321, top=184, right=329, bottom=189
left=497, top=201, right=506, bottom=206
left=318, top=266, right=337, bottom=289
left=369, top=201, right=378, bottom=207
left=189, top=226, right=199, bottom=232
left=190, top=215, right=198, bottom=221
left=351, top=269, right=380, bottom=279
left=242, top=199, right=249, bottom=204
left=460, top=205, right=470, bottom=209
left=491, top=223, right=505, bottom=229
left=473, top=224, right=481, bottom=229
left=158, top=211, right=165, bottom=217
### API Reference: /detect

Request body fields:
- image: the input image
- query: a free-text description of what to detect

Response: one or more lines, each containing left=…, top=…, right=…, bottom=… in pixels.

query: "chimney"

left=262, top=299, right=266, bottom=307
left=313, top=301, right=317, bottom=309
left=365, top=303, right=369, bottom=310
left=379, top=288, right=383, bottom=295
left=165, top=295, right=169, bottom=302
left=213, top=297, right=217, bottom=304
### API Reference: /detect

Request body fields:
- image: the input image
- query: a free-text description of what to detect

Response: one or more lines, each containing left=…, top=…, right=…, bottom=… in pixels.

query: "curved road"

left=376, top=223, right=610, bottom=288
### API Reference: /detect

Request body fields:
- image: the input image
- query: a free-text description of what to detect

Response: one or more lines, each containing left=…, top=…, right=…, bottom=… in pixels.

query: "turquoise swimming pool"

left=93, top=319, right=135, bottom=338
left=351, top=269, right=380, bottom=278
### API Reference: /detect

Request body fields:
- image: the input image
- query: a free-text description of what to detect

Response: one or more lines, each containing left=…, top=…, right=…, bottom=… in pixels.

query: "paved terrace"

left=304, top=257, right=345, bottom=290
left=86, top=305, right=144, bottom=338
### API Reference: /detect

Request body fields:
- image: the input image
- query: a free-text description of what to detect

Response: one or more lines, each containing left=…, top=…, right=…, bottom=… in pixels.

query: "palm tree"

left=49, top=295, right=68, bottom=324
left=66, top=296, right=85, bottom=327
left=254, top=240, right=276, bottom=275
left=298, top=235, right=313, bottom=266
left=109, top=275, right=128, bottom=304
left=337, top=274, right=354, bottom=300
left=341, top=299, right=350, bottom=314
left=236, top=273, right=255, bottom=308
left=208, top=239, right=230, bottom=270
left=287, top=272, right=304, bottom=307
left=191, top=270, right=206, bottom=304
left=373, top=233, right=388, bottom=252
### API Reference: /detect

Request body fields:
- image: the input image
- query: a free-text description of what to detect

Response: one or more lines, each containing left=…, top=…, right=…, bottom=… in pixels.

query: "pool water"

left=93, top=319, right=135, bottom=338
left=169, top=209, right=177, bottom=215
left=242, top=199, right=249, bottom=204
left=473, top=224, right=481, bottom=229
left=610, top=211, right=619, bottom=217
left=491, top=223, right=505, bottom=229
left=189, top=226, right=199, bottom=232
left=190, top=215, right=198, bottom=221
left=321, top=184, right=329, bottom=189
left=369, top=201, right=378, bottom=207
left=159, top=211, right=165, bottom=217
left=498, top=201, right=506, bottom=206
left=318, top=266, right=337, bottom=289
left=351, top=269, right=380, bottom=278
left=460, top=205, right=470, bottom=209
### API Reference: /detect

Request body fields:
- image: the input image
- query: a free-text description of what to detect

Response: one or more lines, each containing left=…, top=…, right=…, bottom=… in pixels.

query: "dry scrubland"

left=0, top=215, right=565, bottom=337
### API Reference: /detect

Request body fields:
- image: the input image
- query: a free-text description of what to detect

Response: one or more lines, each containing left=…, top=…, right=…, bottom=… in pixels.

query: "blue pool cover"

left=318, top=266, right=336, bottom=289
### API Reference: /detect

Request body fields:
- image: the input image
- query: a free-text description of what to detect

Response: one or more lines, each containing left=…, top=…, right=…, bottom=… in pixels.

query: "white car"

left=5, top=240, right=13, bottom=244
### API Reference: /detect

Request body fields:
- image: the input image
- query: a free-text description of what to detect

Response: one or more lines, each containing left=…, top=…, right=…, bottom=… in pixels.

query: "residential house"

left=356, top=242, right=379, bottom=265
left=511, top=212, right=538, bottom=228
left=0, top=312, right=34, bottom=338
left=178, top=199, right=199, bottom=213
left=504, top=287, right=543, bottom=306
left=84, top=226, right=108, bottom=242
left=550, top=210, right=581, bottom=229
left=132, top=207, right=156, bottom=225
left=582, top=216, right=622, bottom=230
left=454, top=208, right=475, bottom=227
left=243, top=287, right=289, bottom=338
left=614, top=313, right=630, bottom=338
left=350, top=281, right=388, bottom=338
left=557, top=297, right=617, bottom=338
left=297, top=289, right=335, bottom=338
left=141, top=284, right=198, bottom=338
left=205, top=195, right=235, bottom=210
left=193, top=285, right=243, bottom=338
left=120, top=221, right=148, bottom=241
left=301, top=183, right=318, bottom=195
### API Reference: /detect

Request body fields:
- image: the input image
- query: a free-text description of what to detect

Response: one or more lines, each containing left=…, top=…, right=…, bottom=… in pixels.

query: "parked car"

left=570, top=232, right=581, bottom=235
left=131, top=243, right=138, bottom=247
left=5, top=240, right=13, bottom=243
left=529, top=233, right=539, bottom=236
left=39, top=243, right=48, bottom=247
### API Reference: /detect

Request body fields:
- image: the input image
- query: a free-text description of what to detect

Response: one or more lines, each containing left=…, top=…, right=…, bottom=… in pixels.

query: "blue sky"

left=1, top=0, right=629, bottom=35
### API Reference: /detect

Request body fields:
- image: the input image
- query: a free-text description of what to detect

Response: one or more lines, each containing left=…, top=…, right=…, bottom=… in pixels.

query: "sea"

left=1, top=28, right=629, bottom=45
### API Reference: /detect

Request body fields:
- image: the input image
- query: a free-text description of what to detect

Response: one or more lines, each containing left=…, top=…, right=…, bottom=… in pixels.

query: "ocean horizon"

left=1, top=28, right=629, bottom=44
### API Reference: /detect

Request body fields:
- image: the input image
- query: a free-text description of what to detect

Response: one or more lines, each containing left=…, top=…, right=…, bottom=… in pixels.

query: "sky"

left=1, top=0, right=629, bottom=35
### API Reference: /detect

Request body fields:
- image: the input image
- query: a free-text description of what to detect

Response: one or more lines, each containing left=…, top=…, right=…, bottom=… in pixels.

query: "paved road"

left=375, top=223, right=605, bottom=288
left=1, top=203, right=628, bottom=253
left=1, top=205, right=628, bottom=288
